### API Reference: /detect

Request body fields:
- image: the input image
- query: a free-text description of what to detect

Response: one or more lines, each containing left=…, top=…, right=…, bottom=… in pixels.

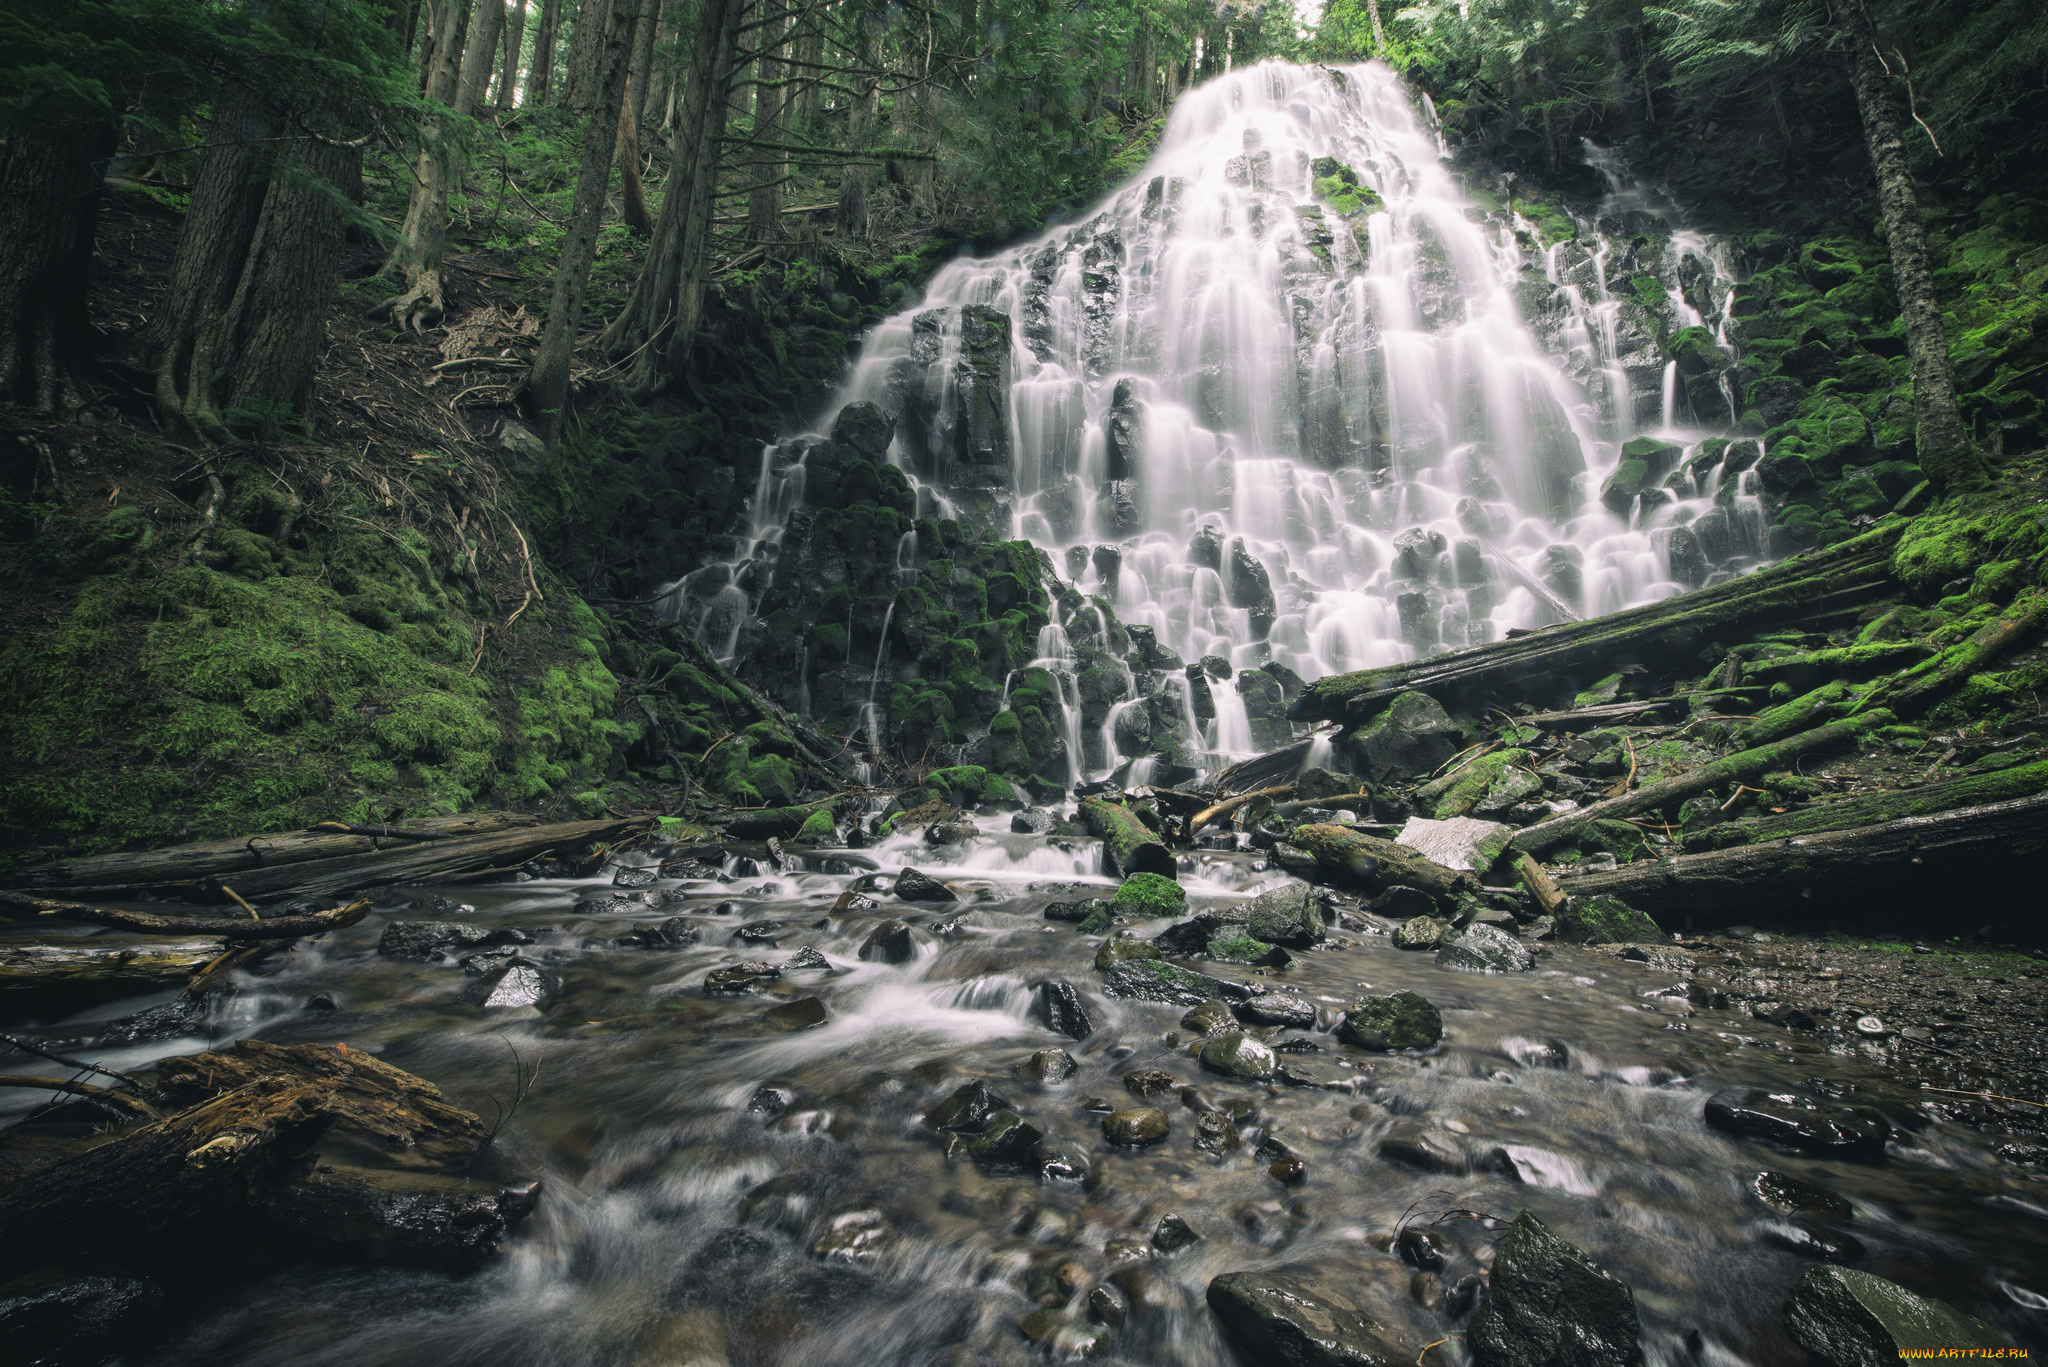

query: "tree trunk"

left=616, top=0, right=662, bottom=234
left=499, top=0, right=530, bottom=107
left=1078, top=797, right=1176, bottom=878
left=1837, top=0, right=1990, bottom=493
left=597, top=0, right=744, bottom=396
left=0, top=130, right=112, bottom=411
left=1287, top=824, right=1481, bottom=902
left=526, top=1, right=639, bottom=445
left=791, top=14, right=823, bottom=132
left=835, top=6, right=878, bottom=242
left=379, top=0, right=472, bottom=329
left=747, top=11, right=789, bottom=246
left=1367, top=0, right=1387, bottom=52
left=563, top=0, right=616, bottom=113
left=529, top=0, right=562, bottom=102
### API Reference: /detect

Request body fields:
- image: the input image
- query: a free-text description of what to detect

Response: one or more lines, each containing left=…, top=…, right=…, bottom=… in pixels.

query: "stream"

left=12, top=821, right=2048, bottom=1364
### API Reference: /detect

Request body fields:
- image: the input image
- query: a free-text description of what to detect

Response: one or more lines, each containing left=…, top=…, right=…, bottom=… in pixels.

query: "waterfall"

left=661, top=59, right=1765, bottom=762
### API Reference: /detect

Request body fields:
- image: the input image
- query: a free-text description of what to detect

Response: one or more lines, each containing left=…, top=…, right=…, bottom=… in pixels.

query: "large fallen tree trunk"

left=1853, top=589, right=2048, bottom=719
left=1694, top=759, right=2048, bottom=848
left=4, top=894, right=372, bottom=940
left=1080, top=797, right=1176, bottom=878
left=0, top=939, right=220, bottom=1017
left=17, top=811, right=540, bottom=892
left=1292, top=526, right=1902, bottom=724
left=7, top=817, right=650, bottom=904
left=1556, top=793, right=2048, bottom=930
left=1508, top=714, right=1885, bottom=854
left=1285, top=823, right=1481, bottom=902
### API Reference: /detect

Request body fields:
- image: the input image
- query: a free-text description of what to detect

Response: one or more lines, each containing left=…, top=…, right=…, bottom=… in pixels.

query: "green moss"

left=1893, top=487, right=2048, bottom=596
left=1430, top=748, right=1532, bottom=819
left=1555, top=894, right=1661, bottom=945
left=1207, top=933, right=1275, bottom=964
left=1110, top=871, right=1187, bottom=918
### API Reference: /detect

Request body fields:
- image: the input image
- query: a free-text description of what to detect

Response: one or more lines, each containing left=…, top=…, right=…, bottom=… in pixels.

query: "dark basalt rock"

left=97, top=996, right=212, bottom=1046
left=1469, top=1212, right=1643, bottom=1367
left=0, top=1266, right=165, bottom=1366
left=1337, top=992, right=1443, bottom=1051
left=926, top=1079, right=1011, bottom=1132
left=968, top=1110, right=1045, bottom=1171
left=1207, top=1267, right=1406, bottom=1367
left=1367, top=886, right=1437, bottom=920
left=705, top=962, right=781, bottom=994
left=573, top=894, right=649, bottom=916
left=1704, top=1089, right=1889, bottom=1161
left=1100, top=960, right=1229, bottom=1008
left=893, top=867, right=957, bottom=903
left=1226, top=536, right=1278, bottom=638
left=1042, top=898, right=1099, bottom=922
left=258, top=1167, right=539, bottom=1273
left=1243, top=884, right=1326, bottom=947
left=1024, top=1048, right=1077, bottom=1083
left=1154, top=1213, right=1203, bottom=1253
left=619, top=916, right=700, bottom=949
left=1347, top=690, right=1460, bottom=784
left=858, top=919, right=919, bottom=964
left=1011, top=808, right=1058, bottom=835
left=378, top=921, right=528, bottom=961
left=1784, top=1267, right=2007, bottom=1364
left=831, top=399, right=895, bottom=462
left=1755, top=1171, right=1853, bottom=1222
left=612, top=865, right=659, bottom=888
left=1032, top=979, right=1096, bottom=1040
left=1234, top=992, right=1317, bottom=1029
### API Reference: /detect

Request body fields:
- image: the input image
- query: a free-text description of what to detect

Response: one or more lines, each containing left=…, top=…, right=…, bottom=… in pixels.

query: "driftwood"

left=1268, top=791, right=1372, bottom=816
left=1286, top=824, right=1480, bottom=901
left=1079, top=797, right=1176, bottom=878
left=0, top=939, right=219, bottom=1017
left=0, top=1073, right=159, bottom=1120
left=1188, top=785, right=1294, bottom=837
left=6, top=893, right=373, bottom=940
left=1557, top=793, right=2048, bottom=928
left=17, top=811, right=540, bottom=893
left=1508, top=714, right=1884, bottom=854
left=1207, top=738, right=1317, bottom=796
left=1292, top=525, right=1901, bottom=724
left=1513, top=851, right=1567, bottom=917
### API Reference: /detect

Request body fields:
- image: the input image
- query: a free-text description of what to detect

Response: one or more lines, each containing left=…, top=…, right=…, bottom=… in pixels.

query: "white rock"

left=1395, top=816, right=1514, bottom=871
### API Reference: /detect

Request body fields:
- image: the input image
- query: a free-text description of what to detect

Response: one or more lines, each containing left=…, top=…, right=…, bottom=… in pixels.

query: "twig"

left=0, top=1030, right=153, bottom=1095
left=220, top=884, right=262, bottom=920
left=1921, top=1086, right=2048, bottom=1110
left=0, top=1074, right=160, bottom=1120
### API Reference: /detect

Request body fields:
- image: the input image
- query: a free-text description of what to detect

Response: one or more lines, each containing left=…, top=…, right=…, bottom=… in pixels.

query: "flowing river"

left=11, top=826, right=2045, bottom=1364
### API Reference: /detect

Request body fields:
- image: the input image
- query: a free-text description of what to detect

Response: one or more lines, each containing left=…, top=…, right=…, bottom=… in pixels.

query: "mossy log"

left=1695, top=759, right=2048, bottom=847
left=1741, top=641, right=1933, bottom=685
left=1853, top=590, right=2047, bottom=718
left=1556, top=793, right=2048, bottom=928
left=9, top=817, right=651, bottom=904
left=16, top=811, right=541, bottom=893
left=1513, top=850, right=1567, bottom=917
left=0, top=939, right=219, bottom=1017
left=1080, top=797, right=1176, bottom=878
left=1509, top=715, right=1884, bottom=854
left=1287, top=823, right=1480, bottom=900
left=5, top=894, right=372, bottom=940
left=1188, top=785, right=1293, bottom=837
left=1292, top=527, right=1901, bottom=724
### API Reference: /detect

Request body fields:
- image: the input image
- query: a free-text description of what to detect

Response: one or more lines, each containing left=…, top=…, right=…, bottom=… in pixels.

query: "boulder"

left=1103, top=1107, right=1170, bottom=1146
left=1011, top=808, right=1058, bottom=835
left=1377, top=1121, right=1468, bottom=1173
left=1392, top=915, right=1450, bottom=950
left=831, top=400, right=895, bottom=462
left=968, top=1111, right=1045, bottom=1171
left=458, top=961, right=559, bottom=1009
left=1233, top=993, right=1317, bottom=1029
left=1101, top=960, right=1229, bottom=1007
left=1181, top=997, right=1236, bottom=1037
left=1436, top=924, right=1535, bottom=973
left=1199, top=1031, right=1278, bottom=1081
left=1469, top=1212, right=1643, bottom=1367
left=1704, top=1089, right=1889, bottom=1161
left=1024, top=1048, right=1076, bottom=1083
left=925, top=1079, right=1011, bottom=1132
left=1337, top=992, right=1442, bottom=1050
left=1368, top=886, right=1437, bottom=920
left=1395, top=816, right=1513, bottom=873
left=1243, top=884, right=1326, bottom=947
left=1349, top=691, right=1460, bottom=784
left=763, top=997, right=828, bottom=1030
left=1784, top=1266, right=2007, bottom=1365
left=858, top=919, right=920, bottom=964
left=1096, top=936, right=1162, bottom=971
left=894, top=868, right=957, bottom=903
left=1032, top=980, right=1096, bottom=1040
left=1556, top=895, right=1661, bottom=945
left=1207, top=1268, right=1405, bottom=1367
left=377, top=921, right=517, bottom=961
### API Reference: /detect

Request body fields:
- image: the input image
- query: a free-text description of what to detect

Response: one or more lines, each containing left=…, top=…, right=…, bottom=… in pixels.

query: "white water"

left=666, top=60, right=1771, bottom=765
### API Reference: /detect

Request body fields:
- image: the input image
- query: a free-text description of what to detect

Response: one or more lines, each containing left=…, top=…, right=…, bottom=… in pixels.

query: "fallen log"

left=1268, top=791, right=1372, bottom=816
left=1513, top=850, right=1567, bottom=917
left=1292, top=525, right=1902, bottom=724
left=1188, top=785, right=1294, bottom=837
left=1207, top=738, right=1317, bottom=796
left=16, top=811, right=541, bottom=893
left=1508, top=714, right=1884, bottom=854
left=0, top=1073, right=159, bottom=1120
left=1696, top=759, right=2048, bottom=848
left=6, top=894, right=372, bottom=941
left=0, top=939, right=219, bottom=1017
left=1286, top=824, right=1481, bottom=902
left=1080, top=797, right=1176, bottom=878
left=1853, top=590, right=2048, bottom=718
left=1556, top=793, right=2048, bottom=930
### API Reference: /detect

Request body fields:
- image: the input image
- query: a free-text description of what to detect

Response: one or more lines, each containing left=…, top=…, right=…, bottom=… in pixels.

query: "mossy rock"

left=796, top=808, right=836, bottom=843
left=1556, top=894, right=1661, bottom=945
left=1111, top=872, right=1188, bottom=918
left=1336, top=991, right=1443, bottom=1051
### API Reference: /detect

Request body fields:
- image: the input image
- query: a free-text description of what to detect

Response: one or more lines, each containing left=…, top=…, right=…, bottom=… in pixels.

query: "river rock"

left=1104, top=1106, right=1170, bottom=1146
left=926, top=1079, right=1011, bottom=1132
left=1038, top=1137, right=1092, bottom=1182
left=925, top=820, right=979, bottom=846
left=619, top=916, right=699, bottom=948
left=459, top=961, right=559, bottom=1009
left=1555, top=894, right=1662, bottom=945
left=1207, top=1267, right=1406, bottom=1367
left=1756, top=1172, right=1853, bottom=1222
left=784, top=945, right=830, bottom=971
left=1760, top=1221, right=1866, bottom=1264
left=1096, top=935, right=1163, bottom=971
left=1704, top=1088, right=1889, bottom=1161
left=1784, top=1267, right=2007, bottom=1364
left=0, top=1267, right=166, bottom=1366
left=1396, top=816, right=1514, bottom=872
left=1368, top=886, right=1438, bottom=920
left=893, top=867, right=957, bottom=902
left=1393, top=915, right=1449, bottom=950
left=1195, top=1108, right=1243, bottom=1150
left=1200, top=1031, right=1277, bottom=1081
left=1012, top=808, right=1059, bottom=834
left=1469, top=1211, right=1643, bottom=1367
left=858, top=919, right=919, bottom=963
left=969, top=1111, right=1045, bottom=1171
left=1101, top=959, right=1228, bottom=1007
left=1033, top=980, right=1095, bottom=1039
left=733, top=920, right=781, bottom=945
left=1244, top=884, right=1326, bottom=947
left=1437, top=923, right=1535, bottom=973
left=764, top=996, right=828, bottom=1030
left=1123, top=1069, right=1179, bottom=1099
left=1181, top=996, right=1236, bottom=1037
left=1154, top=910, right=1231, bottom=953
left=1350, top=690, right=1461, bottom=784
left=1024, top=1048, right=1077, bottom=1083
left=1233, top=992, right=1316, bottom=1028
left=378, top=921, right=499, bottom=960
left=1043, top=898, right=1098, bottom=922
left=1337, top=992, right=1443, bottom=1050
left=1378, top=1121, right=1468, bottom=1173
left=705, top=961, right=781, bottom=994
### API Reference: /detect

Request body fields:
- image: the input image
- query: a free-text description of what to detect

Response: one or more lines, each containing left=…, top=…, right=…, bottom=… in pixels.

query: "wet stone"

left=1784, top=1266, right=2008, bottom=1363
left=1469, top=1212, right=1643, bottom=1367
left=1368, top=886, right=1438, bottom=920
left=893, top=867, right=958, bottom=903
left=1756, top=1171, right=1854, bottom=1222
left=1704, top=1088, right=1890, bottom=1162
left=1392, top=915, right=1450, bottom=950
left=1337, top=992, right=1443, bottom=1051
left=1759, top=1221, right=1866, bottom=1265
left=764, top=996, right=828, bottom=1031
left=1038, top=1137, right=1092, bottom=1183
left=926, top=1079, right=1011, bottom=1132
left=1243, top=884, right=1327, bottom=947
left=612, top=865, right=659, bottom=888
left=573, top=894, right=648, bottom=916
left=1033, top=980, right=1096, bottom=1040
left=1207, top=1267, right=1404, bottom=1367
left=1154, top=1213, right=1203, bottom=1253
left=733, top=921, right=781, bottom=945
left=619, top=916, right=699, bottom=949
left=1026, top=1048, right=1077, bottom=1083
left=1087, top=1284, right=1126, bottom=1329
left=1233, top=992, right=1317, bottom=1029
left=1378, top=1121, right=1467, bottom=1174
left=1096, top=935, right=1162, bottom=971
left=1436, top=923, right=1535, bottom=973
left=858, top=919, right=918, bottom=963
left=810, top=1208, right=889, bottom=1262
left=0, top=1267, right=167, bottom=1367
left=1101, top=959, right=1229, bottom=1007
left=1043, top=899, right=1098, bottom=923
left=1194, top=1109, right=1243, bottom=1152
left=1104, top=1106, right=1170, bottom=1146
left=1181, top=998, right=1232, bottom=1040
left=1012, top=808, right=1058, bottom=835
left=1396, top=1225, right=1447, bottom=1270
left=1200, top=1031, right=1278, bottom=1081
left=378, top=920, right=496, bottom=960
left=1277, top=1057, right=1353, bottom=1090
left=969, top=1111, right=1046, bottom=1171
left=459, top=961, right=558, bottom=1010
left=705, top=962, right=781, bottom=994
left=747, top=1084, right=796, bottom=1117
left=784, top=945, right=830, bottom=971
left=1124, top=1069, right=1180, bottom=1099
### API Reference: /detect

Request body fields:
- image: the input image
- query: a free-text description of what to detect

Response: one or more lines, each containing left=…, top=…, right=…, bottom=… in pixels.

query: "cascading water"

left=666, top=59, right=1772, bottom=773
